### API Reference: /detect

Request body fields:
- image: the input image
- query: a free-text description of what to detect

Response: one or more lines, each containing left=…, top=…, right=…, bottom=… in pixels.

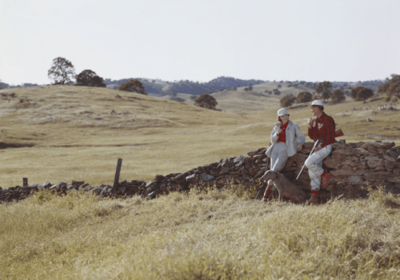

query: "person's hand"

left=313, top=146, right=322, bottom=153
left=297, top=143, right=302, bottom=151
left=278, top=129, right=282, bottom=134
left=308, top=118, right=316, bottom=128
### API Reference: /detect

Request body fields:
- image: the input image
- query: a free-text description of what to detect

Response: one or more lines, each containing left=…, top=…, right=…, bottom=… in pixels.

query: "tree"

left=350, top=86, right=374, bottom=103
left=316, top=81, right=332, bottom=101
left=280, top=96, right=297, bottom=108
left=331, top=88, right=346, bottom=103
left=48, top=57, right=76, bottom=85
left=76, top=70, right=106, bottom=87
left=273, top=89, right=281, bottom=95
left=118, top=79, right=146, bottom=95
left=194, top=94, right=217, bottom=109
left=378, top=74, right=400, bottom=101
left=297, top=91, right=312, bottom=103
left=312, top=94, right=320, bottom=101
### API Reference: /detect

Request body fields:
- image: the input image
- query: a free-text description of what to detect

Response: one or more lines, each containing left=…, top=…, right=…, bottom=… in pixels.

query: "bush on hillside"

left=297, top=91, right=312, bottom=103
left=377, top=74, right=400, bottom=102
left=194, top=94, right=217, bottom=109
left=118, top=79, right=147, bottom=95
left=350, top=86, right=374, bottom=103
left=331, top=88, right=346, bottom=103
left=280, top=96, right=297, bottom=108
left=76, top=70, right=106, bottom=87
left=316, top=81, right=332, bottom=101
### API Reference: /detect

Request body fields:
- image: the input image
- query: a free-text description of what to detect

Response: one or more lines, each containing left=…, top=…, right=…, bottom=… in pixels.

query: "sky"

left=0, top=0, right=399, bottom=85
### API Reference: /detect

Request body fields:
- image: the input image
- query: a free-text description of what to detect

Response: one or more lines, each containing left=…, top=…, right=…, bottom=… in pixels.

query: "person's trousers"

left=270, top=142, right=289, bottom=172
left=305, top=144, right=332, bottom=190
left=264, top=142, right=288, bottom=199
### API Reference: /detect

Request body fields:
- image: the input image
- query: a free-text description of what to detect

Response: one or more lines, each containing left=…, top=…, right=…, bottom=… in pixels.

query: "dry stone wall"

left=1, top=141, right=399, bottom=204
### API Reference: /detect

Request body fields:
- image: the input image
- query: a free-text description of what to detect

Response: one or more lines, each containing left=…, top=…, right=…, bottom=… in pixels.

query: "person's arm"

left=318, top=117, right=335, bottom=148
left=295, top=124, right=305, bottom=144
left=295, top=124, right=305, bottom=151
left=308, top=118, right=318, bottom=140
left=270, top=125, right=280, bottom=144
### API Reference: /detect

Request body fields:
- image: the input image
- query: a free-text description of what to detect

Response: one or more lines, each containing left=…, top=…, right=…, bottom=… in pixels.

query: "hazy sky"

left=1, top=0, right=399, bottom=85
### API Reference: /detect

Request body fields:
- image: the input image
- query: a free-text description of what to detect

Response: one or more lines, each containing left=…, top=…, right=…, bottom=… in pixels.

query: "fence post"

left=23, top=178, right=28, bottom=187
left=112, top=158, right=123, bottom=191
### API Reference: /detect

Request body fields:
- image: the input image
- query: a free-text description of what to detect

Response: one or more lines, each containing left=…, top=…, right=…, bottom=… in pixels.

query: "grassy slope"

left=0, top=85, right=399, bottom=187
left=1, top=85, right=400, bottom=279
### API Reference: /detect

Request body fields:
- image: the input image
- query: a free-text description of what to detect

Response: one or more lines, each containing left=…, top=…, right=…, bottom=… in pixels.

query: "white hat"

left=311, top=100, right=324, bottom=106
left=277, top=108, right=289, bottom=116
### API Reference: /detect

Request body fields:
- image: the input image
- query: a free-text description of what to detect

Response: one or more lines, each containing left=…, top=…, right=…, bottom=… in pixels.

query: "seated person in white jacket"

left=262, top=108, right=305, bottom=201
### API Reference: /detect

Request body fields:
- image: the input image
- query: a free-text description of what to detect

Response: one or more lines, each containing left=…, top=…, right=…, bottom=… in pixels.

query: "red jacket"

left=308, top=112, right=336, bottom=148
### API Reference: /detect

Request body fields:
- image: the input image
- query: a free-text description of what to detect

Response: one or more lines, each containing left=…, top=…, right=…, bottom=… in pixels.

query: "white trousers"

left=265, top=142, right=289, bottom=192
left=305, top=144, right=332, bottom=190
left=270, top=142, right=289, bottom=172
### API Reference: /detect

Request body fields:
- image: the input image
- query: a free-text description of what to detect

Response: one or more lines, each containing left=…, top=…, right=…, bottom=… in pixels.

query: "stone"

left=323, top=158, right=342, bottom=169
left=344, top=176, right=363, bottom=185
left=383, top=155, right=396, bottom=162
left=199, top=174, right=214, bottom=181
left=361, top=141, right=395, bottom=150
left=330, top=170, right=355, bottom=177
left=367, top=159, right=385, bottom=169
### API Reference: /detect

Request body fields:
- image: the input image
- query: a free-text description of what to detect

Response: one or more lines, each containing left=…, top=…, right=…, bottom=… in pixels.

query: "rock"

left=323, top=158, right=342, bottom=169
left=199, top=174, right=214, bottom=181
left=185, top=174, right=198, bottom=183
left=155, top=174, right=165, bottom=182
left=361, top=142, right=395, bottom=150
left=330, top=170, right=355, bottom=177
left=367, top=159, right=385, bottom=169
left=344, top=176, right=363, bottom=185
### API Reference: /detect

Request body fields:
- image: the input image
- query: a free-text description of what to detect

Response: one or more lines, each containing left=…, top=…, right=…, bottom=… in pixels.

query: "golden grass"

left=0, top=86, right=399, bottom=187
left=1, top=187, right=400, bottom=279
left=1, top=85, right=400, bottom=278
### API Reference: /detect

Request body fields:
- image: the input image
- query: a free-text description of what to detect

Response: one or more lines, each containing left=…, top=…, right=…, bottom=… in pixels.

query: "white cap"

left=311, top=100, right=324, bottom=106
left=277, top=108, right=289, bottom=116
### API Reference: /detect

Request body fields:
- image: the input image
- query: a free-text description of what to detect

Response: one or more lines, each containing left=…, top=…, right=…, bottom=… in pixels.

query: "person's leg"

left=270, top=143, right=288, bottom=172
left=305, top=145, right=332, bottom=204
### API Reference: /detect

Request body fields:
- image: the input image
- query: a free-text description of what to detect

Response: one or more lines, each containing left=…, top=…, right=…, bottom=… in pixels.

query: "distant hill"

left=0, top=77, right=386, bottom=95
left=104, top=76, right=266, bottom=96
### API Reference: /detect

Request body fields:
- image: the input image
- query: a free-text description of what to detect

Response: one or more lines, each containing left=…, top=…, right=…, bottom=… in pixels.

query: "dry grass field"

left=1, top=85, right=400, bottom=279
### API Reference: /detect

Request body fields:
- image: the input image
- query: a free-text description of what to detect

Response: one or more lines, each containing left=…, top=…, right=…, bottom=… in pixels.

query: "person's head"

left=277, top=108, right=290, bottom=123
left=311, top=100, right=324, bottom=116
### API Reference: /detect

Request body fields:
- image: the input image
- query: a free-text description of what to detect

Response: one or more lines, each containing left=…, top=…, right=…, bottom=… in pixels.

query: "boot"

left=321, top=170, right=332, bottom=189
left=307, top=190, right=319, bottom=205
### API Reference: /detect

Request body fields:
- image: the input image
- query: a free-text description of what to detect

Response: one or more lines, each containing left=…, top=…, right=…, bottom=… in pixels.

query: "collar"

left=276, top=120, right=293, bottom=127
left=316, top=112, right=327, bottom=120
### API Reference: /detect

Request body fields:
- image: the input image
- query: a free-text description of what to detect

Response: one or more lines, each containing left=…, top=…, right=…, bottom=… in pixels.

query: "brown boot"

left=321, top=170, right=332, bottom=189
left=307, top=190, right=319, bottom=205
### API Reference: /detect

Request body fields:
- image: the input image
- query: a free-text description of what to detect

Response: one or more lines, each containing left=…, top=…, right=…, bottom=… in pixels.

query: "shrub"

left=350, top=86, right=374, bottom=103
left=118, top=79, right=146, bottom=95
left=297, top=91, right=312, bottom=103
left=76, top=70, right=106, bottom=87
left=280, top=96, right=296, bottom=108
left=194, top=94, right=217, bottom=109
left=331, top=88, right=346, bottom=103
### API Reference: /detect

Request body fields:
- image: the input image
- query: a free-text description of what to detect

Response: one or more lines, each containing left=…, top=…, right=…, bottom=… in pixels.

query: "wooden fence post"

left=23, top=178, right=28, bottom=187
left=112, top=158, right=123, bottom=191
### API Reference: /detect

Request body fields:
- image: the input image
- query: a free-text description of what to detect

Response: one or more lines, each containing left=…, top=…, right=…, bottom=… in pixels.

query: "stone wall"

left=1, top=141, right=399, bottom=203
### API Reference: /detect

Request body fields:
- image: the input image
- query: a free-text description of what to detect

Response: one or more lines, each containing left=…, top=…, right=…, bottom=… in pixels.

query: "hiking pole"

left=296, top=139, right=320, bottom=180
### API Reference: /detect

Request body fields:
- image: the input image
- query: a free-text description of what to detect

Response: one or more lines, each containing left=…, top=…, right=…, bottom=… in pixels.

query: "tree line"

left=47, top=57, right=147, bottom=95
left=280, top=81, right=375, bottom=108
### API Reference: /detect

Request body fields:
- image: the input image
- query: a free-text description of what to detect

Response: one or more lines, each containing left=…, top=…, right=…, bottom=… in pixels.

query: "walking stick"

left=296, top=139, right=320, bottom=180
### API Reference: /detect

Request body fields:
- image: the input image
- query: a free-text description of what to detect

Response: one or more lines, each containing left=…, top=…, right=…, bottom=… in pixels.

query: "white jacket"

left=266, top=120, right=305, bottom=158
